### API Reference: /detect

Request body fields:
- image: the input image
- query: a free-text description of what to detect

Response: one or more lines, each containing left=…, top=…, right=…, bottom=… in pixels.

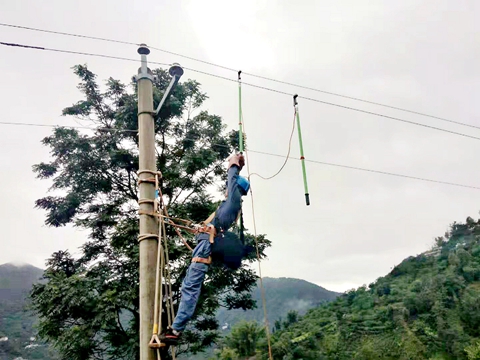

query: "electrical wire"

left=1, top=22, right=478, bottom=131
left=0, top=120, right=138, bottom=132
left=0, top=41, right=169, bottom=67
left=2, top=40, right=479, bottom=144
left=1, top=120, right=479, bottom=191
left=0, top=23, right=480, bottom=129
left=245, top=111, right=296, bottom=180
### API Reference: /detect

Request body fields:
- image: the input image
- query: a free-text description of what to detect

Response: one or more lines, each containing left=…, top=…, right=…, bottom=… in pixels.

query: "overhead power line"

left=1, top=22, right=478, bottom=131
left=0, top=41, right=168, bottom=66
left=0, top=120, right=138, bottom=132
left=1, top=120, right=478, bottom=191
left=2, top=40, right=480, bottom=144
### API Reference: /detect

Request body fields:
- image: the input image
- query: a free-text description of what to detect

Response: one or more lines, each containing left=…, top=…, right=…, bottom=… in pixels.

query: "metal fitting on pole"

left=154, top=63, right=184, bottom=115
left=137, top=44, right=154, bottom=82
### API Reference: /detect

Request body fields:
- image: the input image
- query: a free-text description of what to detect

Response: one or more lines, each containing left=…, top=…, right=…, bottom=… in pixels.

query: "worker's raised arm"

left=226, top=153, right=245, bottom=197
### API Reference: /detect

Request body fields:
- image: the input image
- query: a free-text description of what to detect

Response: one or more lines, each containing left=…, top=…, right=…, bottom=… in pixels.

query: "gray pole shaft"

left=137, top=69, right=158, bottom=360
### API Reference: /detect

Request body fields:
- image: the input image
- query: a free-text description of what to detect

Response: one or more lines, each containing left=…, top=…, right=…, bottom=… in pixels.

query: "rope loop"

left=138, top=233, right=159, bottom=242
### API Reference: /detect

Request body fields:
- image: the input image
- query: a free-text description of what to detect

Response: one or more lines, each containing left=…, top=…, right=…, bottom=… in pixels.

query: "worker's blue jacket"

left=211, top=164, right=244, bottom=232
left=205, top=164, right=253, bottom=269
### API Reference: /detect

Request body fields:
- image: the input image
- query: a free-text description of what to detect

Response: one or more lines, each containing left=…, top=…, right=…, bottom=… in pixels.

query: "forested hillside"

left=0, top=263, right=57, bottom=360
left=258, top=217, right=480, bottom=360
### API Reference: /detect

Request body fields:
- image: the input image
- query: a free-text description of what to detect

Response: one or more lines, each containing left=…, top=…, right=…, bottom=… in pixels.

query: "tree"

left=465, top=340, right=480, bottom=360
left=223, top=321, right=265, bottom=358
left=282, top=310, right=298, bottom=329
left=29, top=65, right=271, bottom=360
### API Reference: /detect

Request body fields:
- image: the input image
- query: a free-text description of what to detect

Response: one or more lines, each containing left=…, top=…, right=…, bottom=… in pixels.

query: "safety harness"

left=191, top=205, right=246, bottom=268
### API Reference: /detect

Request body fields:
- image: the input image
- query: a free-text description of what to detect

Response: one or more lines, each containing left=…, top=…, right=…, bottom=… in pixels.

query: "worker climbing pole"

left=135, top=42, right=311, bottom=360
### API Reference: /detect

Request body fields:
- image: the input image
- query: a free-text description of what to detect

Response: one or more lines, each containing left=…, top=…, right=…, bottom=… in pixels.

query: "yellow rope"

left=241, top=118, right=274, bottom=360
left=151, top=174, right=177, bottom=360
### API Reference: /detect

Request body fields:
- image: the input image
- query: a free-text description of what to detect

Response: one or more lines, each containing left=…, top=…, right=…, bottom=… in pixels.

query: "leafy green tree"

left=211, top=347, right=239, bottom=360
left=465, top=340, right=480, bottom=360
left=460, top=285, right=480, bottom=337
left=223, top=320, right=265, bottom=358
left=29, top=65, right=271, bottom=360
left=282, top=310, right=298, bottom=329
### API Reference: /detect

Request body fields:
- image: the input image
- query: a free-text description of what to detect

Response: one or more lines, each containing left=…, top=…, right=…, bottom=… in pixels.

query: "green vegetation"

left=252, top=217, right=480, bottom=359
left=220, top=320, right=265, bottom=359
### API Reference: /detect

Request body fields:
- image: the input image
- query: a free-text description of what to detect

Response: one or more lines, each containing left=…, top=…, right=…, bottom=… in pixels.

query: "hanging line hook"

left=238, top=70, right=244, bottom=154
left=293, top=94, right=310, bottom=206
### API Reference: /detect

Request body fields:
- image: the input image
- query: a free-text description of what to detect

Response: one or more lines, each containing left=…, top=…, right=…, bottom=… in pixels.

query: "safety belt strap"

left=192, top=256, right=212, bottom=265
left=203, top=211, right=216, bottom=226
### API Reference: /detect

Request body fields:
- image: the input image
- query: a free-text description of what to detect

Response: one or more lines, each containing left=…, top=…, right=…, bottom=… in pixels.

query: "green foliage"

left=224, top=321, right=265, bottom=357
left=29, top=65, right=271, bottom=359
left=211, top=321, right=264, bottom=360
left=258, top=216, right=480, bottom=359
left=465, top=340, right=480, bottom=360
left=212, top=347, right=239, bottom=360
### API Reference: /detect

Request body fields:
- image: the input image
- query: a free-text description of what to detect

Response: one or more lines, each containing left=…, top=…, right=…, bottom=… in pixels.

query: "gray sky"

left=1, top=0, right=479, bottom=292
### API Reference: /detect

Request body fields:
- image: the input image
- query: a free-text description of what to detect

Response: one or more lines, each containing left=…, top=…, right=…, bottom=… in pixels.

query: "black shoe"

left=160, top=327, right=181, bottom=345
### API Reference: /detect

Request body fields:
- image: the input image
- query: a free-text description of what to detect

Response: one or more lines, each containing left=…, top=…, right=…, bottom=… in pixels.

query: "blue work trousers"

left=172, top=234, right=211, bottom=332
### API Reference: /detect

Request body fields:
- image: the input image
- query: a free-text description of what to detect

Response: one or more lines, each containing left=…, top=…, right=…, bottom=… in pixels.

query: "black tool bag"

left=210, top=208, right=255, bottom=270
left=210, top=231, right=254, bottom=270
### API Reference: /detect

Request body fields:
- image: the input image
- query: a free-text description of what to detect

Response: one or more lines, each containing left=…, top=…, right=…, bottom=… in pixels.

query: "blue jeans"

left=172, top=234, right=211, bottom=332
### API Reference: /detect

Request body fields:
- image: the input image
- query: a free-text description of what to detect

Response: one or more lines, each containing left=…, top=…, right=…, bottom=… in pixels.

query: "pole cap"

left=169, top=63, right=184, bottom=77
left=138, top=44, right=150, bottom=55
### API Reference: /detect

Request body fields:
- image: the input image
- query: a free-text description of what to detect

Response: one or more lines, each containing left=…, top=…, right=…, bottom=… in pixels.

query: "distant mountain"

left=0, top=263, right=56, bottom=360
left=217, top=277, right=341, bottom=331
left=0, top=263, right=43, bottom=302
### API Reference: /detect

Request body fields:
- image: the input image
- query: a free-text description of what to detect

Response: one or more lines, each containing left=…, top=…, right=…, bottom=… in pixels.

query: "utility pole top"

left=169, top=63, right=184, bottom=78
left=137, top=44, right=153, bottom=81
left=138, top=44, right=150, bottom=55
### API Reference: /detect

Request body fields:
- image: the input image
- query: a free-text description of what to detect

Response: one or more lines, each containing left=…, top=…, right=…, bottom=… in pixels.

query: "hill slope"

left=0, top=263, right=56, bottom=360
left=217, top=277, right=341, bottom=331
left=261, top=217, right=480, bottom=360
left=182, top=277, right=341, bottom=360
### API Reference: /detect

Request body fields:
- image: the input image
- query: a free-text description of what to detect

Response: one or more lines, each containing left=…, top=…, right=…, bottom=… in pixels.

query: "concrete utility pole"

left=136, top=44, right=184, bottom=360
left=137, top=44, right=158, bottom=360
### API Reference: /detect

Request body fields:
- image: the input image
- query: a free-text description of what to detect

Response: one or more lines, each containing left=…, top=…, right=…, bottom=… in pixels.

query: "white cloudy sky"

left=0, top=0, right=479, bottom=292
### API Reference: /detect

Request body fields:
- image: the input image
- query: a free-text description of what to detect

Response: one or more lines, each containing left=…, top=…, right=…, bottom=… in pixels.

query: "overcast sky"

left=1, top=0, right=479, bottom=292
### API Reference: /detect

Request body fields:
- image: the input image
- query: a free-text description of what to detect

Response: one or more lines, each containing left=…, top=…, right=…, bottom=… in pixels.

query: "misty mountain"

left=216, top=277, right=341, bottom=331
left=0, top=263, right=56, bottom=360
